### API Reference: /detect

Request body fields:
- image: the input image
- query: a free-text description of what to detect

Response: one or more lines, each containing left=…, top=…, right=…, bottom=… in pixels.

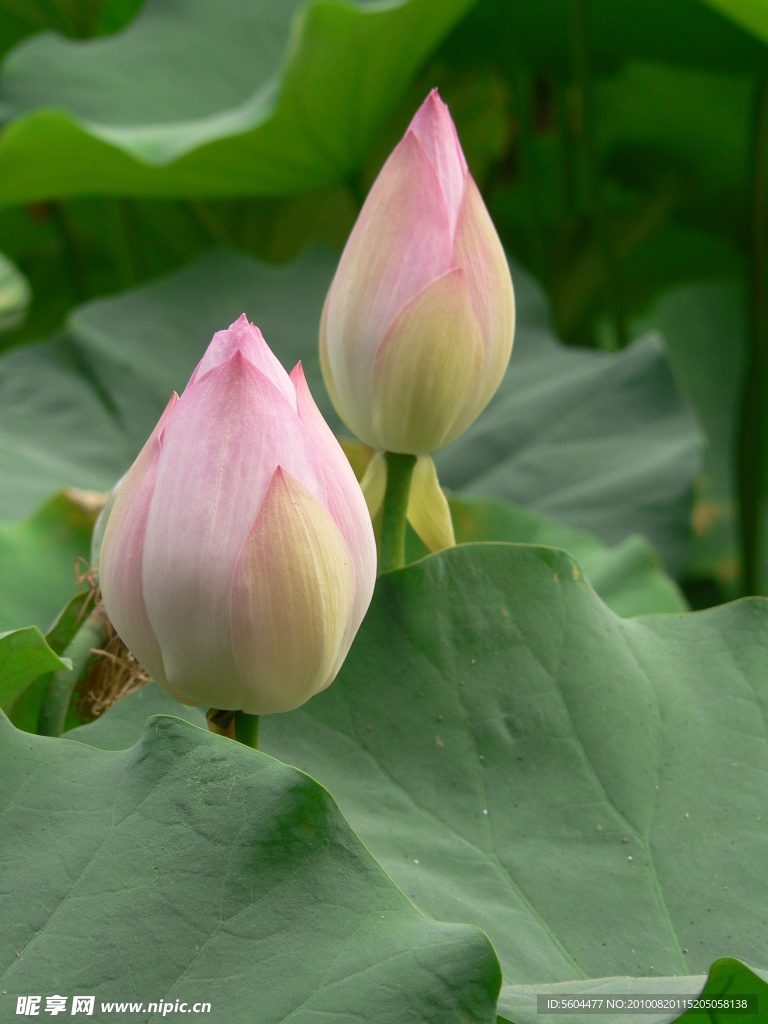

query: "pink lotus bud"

left=320, top=89, right=515, bottom=455
left=98, top=316, right=377, bottom=715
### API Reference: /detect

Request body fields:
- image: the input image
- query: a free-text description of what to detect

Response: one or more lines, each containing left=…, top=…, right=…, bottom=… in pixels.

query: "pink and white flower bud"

left=99, top=316, right=377, bottom=715
left=320, top=89, right=515, bottom=455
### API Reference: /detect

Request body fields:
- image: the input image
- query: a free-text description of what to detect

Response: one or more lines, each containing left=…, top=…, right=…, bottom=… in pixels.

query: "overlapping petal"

left=449, top=175, right=515, bottom=438
left=142, top=350, right=324, bottom=706
left=407, top=455, right=456, bottom=552
left=291, top=363, right=376, bottom=679
left=230, top=468, right=355, bottom=715
left=186, top=314, right=296, bottom=409
left=408, top=88, right=467, bottom=237
left=321, top=130, right=452, bottom=446
left=371, top=268, right=484, bottom=454
left=99, top=393, right=178, bottom=690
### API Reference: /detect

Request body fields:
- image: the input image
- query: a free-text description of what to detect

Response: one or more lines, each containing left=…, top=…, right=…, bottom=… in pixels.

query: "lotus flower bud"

left=320, top=88, right=515, bottom=455
left=98, top=316, right=377, bottom=715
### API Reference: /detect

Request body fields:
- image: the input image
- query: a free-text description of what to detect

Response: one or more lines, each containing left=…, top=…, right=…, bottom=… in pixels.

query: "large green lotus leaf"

left=631, top=280, right=752, bottom=594
left=0, top=624, right=70, bottom=706
left=66, top=682, right=206, bottom=747
left=72, top=545, right=768, bottom=1022
left=438, top=496, right=687, bottom=616
left=0, top=0, right=473, bottom=205
left=0, top=489, right=101, bottom=633
left=0, top=710, right=501, bottom=1023
left=0, top=247, right=702, bottom=573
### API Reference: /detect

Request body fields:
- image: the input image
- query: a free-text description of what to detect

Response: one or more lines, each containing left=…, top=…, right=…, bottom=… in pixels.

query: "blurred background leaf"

left=0, top=0, right=765, bottom=592
left=0, top=248, right=700, bottom=636
left=0, top=0, right=475, bottom=197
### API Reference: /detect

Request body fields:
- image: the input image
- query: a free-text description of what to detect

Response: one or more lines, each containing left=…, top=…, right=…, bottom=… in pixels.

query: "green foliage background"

left=1, top=1, right=768, bottom=1021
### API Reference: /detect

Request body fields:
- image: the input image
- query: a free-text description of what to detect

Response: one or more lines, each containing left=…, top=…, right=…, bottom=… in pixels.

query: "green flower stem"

left=738, top=73, right=768, bottom=595
left=37, top=612, right=109, bottom=737
left=378, top=452, right=417, bottom=575
left=235, top=711, right=259, bottom=750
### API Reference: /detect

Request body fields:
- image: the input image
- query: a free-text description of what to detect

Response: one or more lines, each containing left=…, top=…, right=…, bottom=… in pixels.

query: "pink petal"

left=142, top=350, right=324, bottom=707
left=186, top=314, right=296, bottom=410
left=408, top=89, right=468, bottom=239
left=323, top=130, right=452, bottom=446
left=450, top=174, right=515, bottom=431
left=99, top=393, right=178, bottom=691
left=291, top=362, right=376, bottom=678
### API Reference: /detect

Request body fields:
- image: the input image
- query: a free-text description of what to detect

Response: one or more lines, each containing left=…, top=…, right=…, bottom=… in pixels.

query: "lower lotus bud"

left=98, top=316, right=377, bottom=715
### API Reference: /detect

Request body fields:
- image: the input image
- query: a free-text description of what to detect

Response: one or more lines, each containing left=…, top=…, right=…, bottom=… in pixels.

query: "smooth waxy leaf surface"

left=439, top=495, right=686, bottom=616
left=0, top=0, right=473, bottom=205
left=0, top=625, right=70, bottom=706
left=0, top=711, right=501, bottom=1023
left=0, top=247, right=701, bottom=574
left=73, top=545, right=768, bottom=1022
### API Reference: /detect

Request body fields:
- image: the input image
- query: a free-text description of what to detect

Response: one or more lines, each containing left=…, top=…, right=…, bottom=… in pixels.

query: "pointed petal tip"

left=419, top=87, right=446, bottom=113
left=157, top=393, right=179, bottom=447
left=189, top=315, right=294, bottom=404
left=406, top=90, right=468, bottom=235
left=160, top=391, right=179, bottom=422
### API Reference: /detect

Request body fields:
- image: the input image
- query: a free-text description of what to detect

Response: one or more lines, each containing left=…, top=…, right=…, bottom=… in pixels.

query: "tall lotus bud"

left=320, top=88, right=515, bottom=456
left=98, top=316, right=377, bottom=715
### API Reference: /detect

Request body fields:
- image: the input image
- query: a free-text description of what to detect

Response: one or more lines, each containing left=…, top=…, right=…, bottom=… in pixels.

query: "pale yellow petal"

left=229, top=467, right=355, bottom=715
left=338, top=436, right=377, bottom=482
left=360, top=451, right=387, bottom=522
left=407, top=455, right=456, bottom=553
left=370, top=268, right=484, bottom=454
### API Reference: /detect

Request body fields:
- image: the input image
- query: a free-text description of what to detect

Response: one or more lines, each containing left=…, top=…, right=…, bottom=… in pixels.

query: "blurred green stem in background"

left=568, top=0, right=627, bottom=350
left=37, top=610, right=108, bottom=736
left=739, top=73, right=768, bottom=596
left=104, top=200, right=139, bottom=289
left=512, top=67, right=548, bottom=284
left=50, top=202, right=86, bottom=303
